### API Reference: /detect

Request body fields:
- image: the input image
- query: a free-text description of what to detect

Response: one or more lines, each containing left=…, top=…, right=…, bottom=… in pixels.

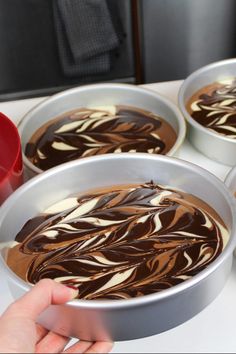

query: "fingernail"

left=66, top=285, right=79, bottom=299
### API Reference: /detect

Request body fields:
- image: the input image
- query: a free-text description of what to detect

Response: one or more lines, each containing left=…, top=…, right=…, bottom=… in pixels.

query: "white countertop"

left=0, top=80, right=235, bottom=353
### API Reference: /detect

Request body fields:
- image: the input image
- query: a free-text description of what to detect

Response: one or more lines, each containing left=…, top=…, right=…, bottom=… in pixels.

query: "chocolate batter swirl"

left=25, top=105, right=177, bottom=170
left=187, top=79, right=236, bottom=138
left=6, top=182, right=228, bottom=300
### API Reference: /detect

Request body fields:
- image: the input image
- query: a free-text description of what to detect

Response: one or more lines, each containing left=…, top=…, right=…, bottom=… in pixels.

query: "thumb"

left=5, top=279, right=78, bottom=321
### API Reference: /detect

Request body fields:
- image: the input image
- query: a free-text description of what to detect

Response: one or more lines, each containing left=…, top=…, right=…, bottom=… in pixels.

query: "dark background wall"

left=0, top=0, right=236, bottom=100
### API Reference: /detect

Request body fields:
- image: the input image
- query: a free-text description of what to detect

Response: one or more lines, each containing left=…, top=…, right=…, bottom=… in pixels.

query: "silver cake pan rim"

left=178, top=57, right=236, bottom=143
left=17, top=82, right=186, bottom=175
left=0, top=152, right=235, bottom=310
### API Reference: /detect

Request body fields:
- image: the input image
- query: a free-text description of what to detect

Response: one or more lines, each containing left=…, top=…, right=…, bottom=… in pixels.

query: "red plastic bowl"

left=0, top=112, right=23, bottom=205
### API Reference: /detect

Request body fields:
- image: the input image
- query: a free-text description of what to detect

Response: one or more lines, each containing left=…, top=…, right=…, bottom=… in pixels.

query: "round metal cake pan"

left=178, top=58, right=236, bottom=166
left=0, top=153, right=236, bottom=341
left=0, top=153, right=235, bottom=341
left=225, top=165, right=236, bottom=256
left=18, top=83, right=186, bottom=178
left=225, top=165, right=236, bottom=194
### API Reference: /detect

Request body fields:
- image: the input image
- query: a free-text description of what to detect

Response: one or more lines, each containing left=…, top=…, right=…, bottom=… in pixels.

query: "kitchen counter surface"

left=0, top=80, right=235, bottom=353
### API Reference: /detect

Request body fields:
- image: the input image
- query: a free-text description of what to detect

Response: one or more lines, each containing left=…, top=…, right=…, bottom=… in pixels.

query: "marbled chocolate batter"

left=6, top=182, right=228, bottom=300
left=187, top=78, right=236, bottom=138
left=25, top=105, right=177, bottom=170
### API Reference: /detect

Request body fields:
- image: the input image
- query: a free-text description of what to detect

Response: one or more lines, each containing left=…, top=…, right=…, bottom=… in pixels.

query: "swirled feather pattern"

left=187, top=79, right=236, bottom=138
left=6, top=182, right=228, bottom=300
left=25, top=105, right=177, bottom=170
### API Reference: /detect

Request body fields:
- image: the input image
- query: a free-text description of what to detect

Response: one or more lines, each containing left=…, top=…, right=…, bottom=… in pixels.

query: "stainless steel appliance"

left=138, top=0, right=236, bottom=82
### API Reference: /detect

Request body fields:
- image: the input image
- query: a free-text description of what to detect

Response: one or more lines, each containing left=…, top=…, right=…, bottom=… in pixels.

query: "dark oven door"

left=0, top=0, right=136, bottom=101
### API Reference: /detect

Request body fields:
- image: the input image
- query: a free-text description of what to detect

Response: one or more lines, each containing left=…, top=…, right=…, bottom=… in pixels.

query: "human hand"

left=0, top=279, right=113, bottom=353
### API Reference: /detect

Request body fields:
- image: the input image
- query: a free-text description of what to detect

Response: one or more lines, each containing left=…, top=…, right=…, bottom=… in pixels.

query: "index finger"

left=4, top=279, right=78, bottom=320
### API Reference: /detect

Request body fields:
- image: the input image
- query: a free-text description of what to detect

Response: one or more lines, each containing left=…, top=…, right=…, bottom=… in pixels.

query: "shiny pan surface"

left=225, top=165, right=236, bottom=193
left=225, top=165, right=236, bottom=256
left=0, top=153, right=235, bottom=341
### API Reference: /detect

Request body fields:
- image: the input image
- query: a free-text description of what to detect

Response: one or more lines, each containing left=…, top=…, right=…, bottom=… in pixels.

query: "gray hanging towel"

left=53, top=0, right=121, bottom=77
